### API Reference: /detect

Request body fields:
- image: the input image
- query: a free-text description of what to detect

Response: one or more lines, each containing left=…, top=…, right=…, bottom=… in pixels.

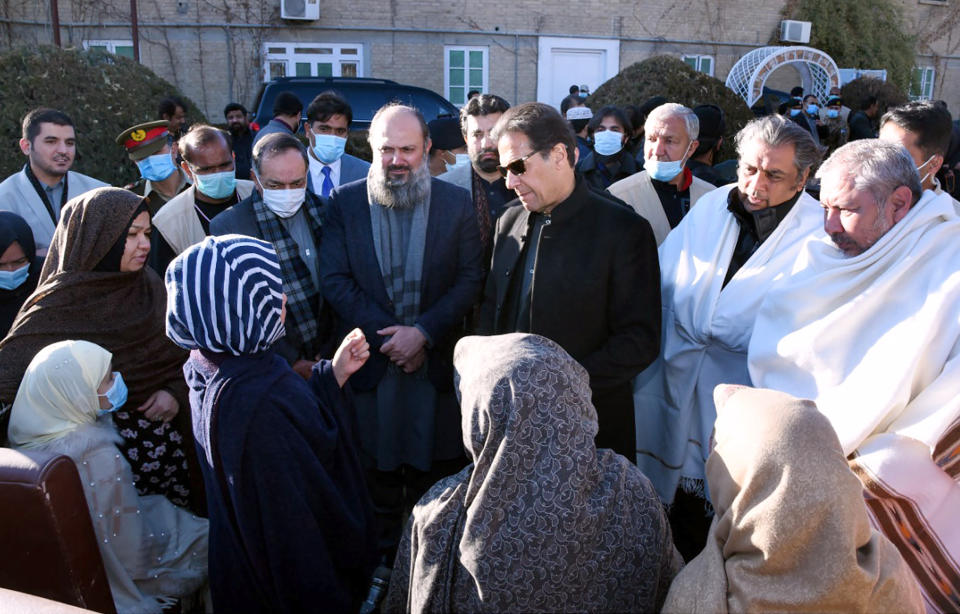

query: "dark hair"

left=624, top=105, right=644, bottom=133
left=861, top=95, right=878, bottom=111
left=790, top=86, right=804, bottom=97
left=459, top=94, right=510, bottom=135
left=638, top=96, right=668, bottom=118
left=179, top=124, right=232, bottom=164
left=467, top=89, right=480, bottom=99
left=306, top=90, right=353, bottom=126
left=880, top=101, right=954, bottom=158
left=223, top=102, right=247, bottom=117
left=21, top=107, right=74, bottom=143
left=559, top=94, right=583, bottom=116
left=157, top=96, right=186, bottom=119
left=587, top=106, right=629, bottom=137
left=569, top=84, right=580, bottom=95
left=272, top=91, right=303, bottom=117
left=491, top=102, right=576, bottom=168
left=252, top=132, right=308, bottom=176
left=692, top=104, right=726, bottom=157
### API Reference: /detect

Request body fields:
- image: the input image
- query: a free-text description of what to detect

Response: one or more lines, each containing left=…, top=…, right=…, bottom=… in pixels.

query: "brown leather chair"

left=0, top=447, right=116, bottom=613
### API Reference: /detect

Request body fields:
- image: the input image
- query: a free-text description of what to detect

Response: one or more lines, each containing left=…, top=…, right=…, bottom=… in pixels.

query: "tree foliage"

left=586, top=56, right=754, bottom=162
left=777, top=0, right=915, bottom=91
left=0, top=45, right=206, bottom=187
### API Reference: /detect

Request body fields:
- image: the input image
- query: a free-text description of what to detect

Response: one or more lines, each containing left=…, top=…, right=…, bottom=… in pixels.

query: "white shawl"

left=749, top=190, right=960, bottom=612
left=635, top=184, right=824, bottom=502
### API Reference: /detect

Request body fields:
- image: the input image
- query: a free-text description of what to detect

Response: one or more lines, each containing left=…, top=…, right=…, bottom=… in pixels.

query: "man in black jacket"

left=478, top=102, right=661, bottom=460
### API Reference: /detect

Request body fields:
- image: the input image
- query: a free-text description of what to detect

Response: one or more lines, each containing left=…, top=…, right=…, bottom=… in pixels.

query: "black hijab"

left=0, top=212, right=41, bottom=338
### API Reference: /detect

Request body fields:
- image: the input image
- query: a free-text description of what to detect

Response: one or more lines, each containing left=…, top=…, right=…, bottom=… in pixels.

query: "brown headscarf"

left=662, top=385, right=924, bottom=614
left=0, top=187, right=188, bottom=409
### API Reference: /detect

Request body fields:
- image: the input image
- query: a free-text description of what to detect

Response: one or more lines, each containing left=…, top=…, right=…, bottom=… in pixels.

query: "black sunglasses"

left=497, top=150, right=541, bottom=178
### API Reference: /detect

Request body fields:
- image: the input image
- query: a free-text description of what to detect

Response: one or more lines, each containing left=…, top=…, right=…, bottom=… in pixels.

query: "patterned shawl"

left=662, top=385, right=924, bottom=614
left=385, top=333, right=681, bottom=613
left=369, top=192, right=429, bottom=326
left=0, top=187, right=188, bottom=410
left=251, top=191, right=323, bottom=358
left=165, top=234, right=285, bottom=356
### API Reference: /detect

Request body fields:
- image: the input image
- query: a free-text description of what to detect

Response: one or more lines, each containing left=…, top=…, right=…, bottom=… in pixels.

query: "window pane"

left=449, top=86, right=465, bottom=105
left=341, top=48, right=358, bottom=55
left=339, top=62, right=357, bottom=77
left=683, top=56, right=697, bottom=69
left=116, top=45, right=135, bottom=59
left=317, top=62, right=333, bottom=77
left=449, top=68, right=464, bottom=86
left=295, top=47, right=332, bottom=54
left=449, top=49, right=464, bottom=68
left=910, top=67, right=923, bottom=98
left=701, top=58, right=712, bottom=74
left=469, top=68, right=483, bottom=88
left=88, top=44, right=108, bottom=51
left=469, top=50, right=483, bottom=69
left=267, top=47, right=287, bottom=54
left=295, top=62, right=311, bottom=76
left=269, top=62, right=287, bottom=80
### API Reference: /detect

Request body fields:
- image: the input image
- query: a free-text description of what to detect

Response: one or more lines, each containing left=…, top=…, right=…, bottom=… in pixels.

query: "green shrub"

left=586, top=56, right=755, bottom=162
left=0, top=45, right=206, bottom=187
left=840, top=76, right=908, bottom=117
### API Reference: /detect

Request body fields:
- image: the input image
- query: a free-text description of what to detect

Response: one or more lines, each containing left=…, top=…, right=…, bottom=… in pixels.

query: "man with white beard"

left=750, top=139, right=960, bottom=612
left=320, top=104, right=484, bottom=565
left=634, top=114, right=824, bottom=560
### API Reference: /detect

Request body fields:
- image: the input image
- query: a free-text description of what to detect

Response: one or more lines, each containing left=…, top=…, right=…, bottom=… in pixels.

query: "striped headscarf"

left=165, top=234, right=286, bottom=355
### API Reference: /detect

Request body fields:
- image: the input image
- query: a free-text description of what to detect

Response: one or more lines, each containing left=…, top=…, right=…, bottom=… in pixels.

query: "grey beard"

left=367, top=157, right=432, bottom=210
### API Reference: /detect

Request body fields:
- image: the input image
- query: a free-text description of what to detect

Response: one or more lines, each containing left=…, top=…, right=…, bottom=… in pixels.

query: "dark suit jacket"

left=478, top=178, right=661, bottom=457
left=210, top=191, right=332, bottom=362
left=321, top=178, right=484, bottom=392
left=307, top=153, right=370, bottom=197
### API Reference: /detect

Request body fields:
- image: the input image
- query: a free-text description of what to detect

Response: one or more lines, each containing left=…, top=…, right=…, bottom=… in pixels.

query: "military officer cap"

left=116, top=120, right=171, bottom=161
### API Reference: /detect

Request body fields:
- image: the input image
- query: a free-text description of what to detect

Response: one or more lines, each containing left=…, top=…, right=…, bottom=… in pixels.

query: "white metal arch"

left=725, top=46, right=840, bottom=108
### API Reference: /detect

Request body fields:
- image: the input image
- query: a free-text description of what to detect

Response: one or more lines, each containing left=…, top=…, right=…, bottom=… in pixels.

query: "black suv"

left=252, top=77, right=459, bottom=130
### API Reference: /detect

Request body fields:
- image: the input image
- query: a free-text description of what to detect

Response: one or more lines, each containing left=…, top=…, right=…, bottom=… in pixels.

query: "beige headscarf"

left=8, top=340, right=111, bottom=448
left=663, top=385, right=924, bottom=614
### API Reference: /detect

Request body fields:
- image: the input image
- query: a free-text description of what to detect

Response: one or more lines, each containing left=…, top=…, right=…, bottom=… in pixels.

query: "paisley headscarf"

left=385, top=333, right=682, bottom=613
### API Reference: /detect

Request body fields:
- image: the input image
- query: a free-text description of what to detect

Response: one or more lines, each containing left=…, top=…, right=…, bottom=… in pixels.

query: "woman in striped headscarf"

left=165, top=234, right=378, bottom=613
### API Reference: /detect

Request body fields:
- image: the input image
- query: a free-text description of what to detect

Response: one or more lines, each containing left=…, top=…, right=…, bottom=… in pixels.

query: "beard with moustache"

left=472, top=146, right=500, bottom=174
left=367, top=152, right=432, bottom=210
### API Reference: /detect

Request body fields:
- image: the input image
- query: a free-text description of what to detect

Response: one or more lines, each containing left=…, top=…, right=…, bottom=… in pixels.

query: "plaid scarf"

left=369, top=195, right=430, bottom=326
left=470, top=168, right=493, bottom=250
left=252, top=191, right=324, bottom=357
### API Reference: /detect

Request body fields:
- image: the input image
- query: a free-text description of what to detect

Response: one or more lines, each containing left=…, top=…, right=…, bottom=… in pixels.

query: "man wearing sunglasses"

left=477, top=102, right=661, bottom=461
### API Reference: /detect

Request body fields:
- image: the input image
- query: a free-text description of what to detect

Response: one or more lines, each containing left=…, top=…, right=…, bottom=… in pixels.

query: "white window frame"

left=909, top=66, right=935, bottom=101
left=444, top=46, right=488, bottom=106
left=682, top=54, right=714, bottom=77
left=83, top=39, right=136, bottom=58
left=262, top=42, right=364, bottom=82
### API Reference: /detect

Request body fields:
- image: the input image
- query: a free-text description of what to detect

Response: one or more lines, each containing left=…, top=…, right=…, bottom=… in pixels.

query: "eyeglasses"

left=497, top=151, right=541, bottom=178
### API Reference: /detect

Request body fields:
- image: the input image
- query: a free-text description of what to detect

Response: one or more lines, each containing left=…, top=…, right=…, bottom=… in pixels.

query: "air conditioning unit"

left=281, top=0, right=320, bottom=20
left=780, top=20, right=811, bottom=44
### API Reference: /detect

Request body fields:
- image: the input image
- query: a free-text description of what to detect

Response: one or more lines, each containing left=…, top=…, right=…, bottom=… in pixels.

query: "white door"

left=537, top=37, right=620, bottom=108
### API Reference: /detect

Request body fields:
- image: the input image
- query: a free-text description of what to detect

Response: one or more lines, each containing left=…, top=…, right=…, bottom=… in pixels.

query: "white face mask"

left=916, top=155, right=937, bottom=187
left=255, top=172, right=305, bottom=218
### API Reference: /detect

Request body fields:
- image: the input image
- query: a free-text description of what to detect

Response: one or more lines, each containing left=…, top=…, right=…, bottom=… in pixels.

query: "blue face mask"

left=136, top=153, right=178, bottom=182
left=645, top=143, right=692, bottom=182
left=826, top=109, right=839, bottom=119
left=312, top=134, right=347, bottom=164
left=593, top=130, right=624, bottom=156
left=0, top=263, right=29, bottom=290
left=806, top=104, right=819, bottom=115
left=789, top=108, right=802, bottom=117
left=97, top=372, right=128, bottom=415
left=194, top=170, right=237, bottom=200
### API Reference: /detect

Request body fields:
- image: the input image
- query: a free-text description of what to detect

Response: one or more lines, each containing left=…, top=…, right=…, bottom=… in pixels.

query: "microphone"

left=359, top=565, right=392, bottom=614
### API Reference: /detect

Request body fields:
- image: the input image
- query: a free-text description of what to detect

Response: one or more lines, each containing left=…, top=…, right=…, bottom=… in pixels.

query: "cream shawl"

left=749, top=189, right=960, bottom=612
left=634, top=184, right=824, bottom=502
